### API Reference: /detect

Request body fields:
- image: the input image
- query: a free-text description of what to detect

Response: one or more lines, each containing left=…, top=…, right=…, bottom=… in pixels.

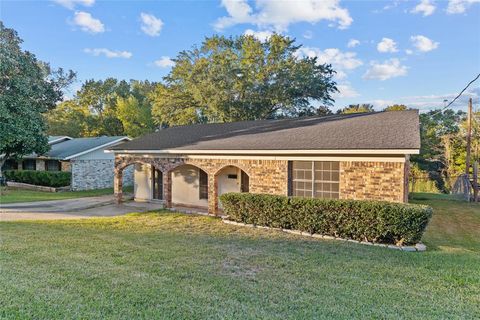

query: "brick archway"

left=113, top=157, right=163, bottom=204
left=113, top=155, right=289, bottom=215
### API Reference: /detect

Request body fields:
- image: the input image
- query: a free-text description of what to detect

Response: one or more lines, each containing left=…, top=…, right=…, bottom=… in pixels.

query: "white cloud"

left=363, top=58, right=408, bottom=81
left=53, top=0, right=94, bottom=10
left=405, top=49, right=414, bottom=55
left=334, top=83, right=360, bottom=98
left=367, top=99, right=395, bottom=109
left=296, top=47, right=363, bottom=72
left=244, top=29, right=273, bottom=42
left=347, top=39, right=360, bottom=48
left=84, top=48, right=132, bottom=59
left=410, top=35, right=439, bottom=52
left=446, top=0, right=480, bottom=14
left=140, top=13, right=163, bottom=37
left=154, top=56, right=175, bottom=68
left=377, top=37, right=398, bottom=53
left=73, top=11, right=104, bottom=33
left=215, top=0, right=352, bottom=31
left=303, top=30, right=313, bottom=39
left=411, top=0, right=436, bottom=16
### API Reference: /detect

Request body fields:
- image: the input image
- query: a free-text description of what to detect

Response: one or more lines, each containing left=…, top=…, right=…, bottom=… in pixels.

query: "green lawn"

left=0, top=186, right=132, bottom=204
left=0, top=194, right=479, bottom=319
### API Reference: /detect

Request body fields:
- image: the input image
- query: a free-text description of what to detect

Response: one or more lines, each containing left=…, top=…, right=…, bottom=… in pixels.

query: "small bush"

left=220, top=193, right=432, bottom=245
left=4, top=170, right=71, bottom=188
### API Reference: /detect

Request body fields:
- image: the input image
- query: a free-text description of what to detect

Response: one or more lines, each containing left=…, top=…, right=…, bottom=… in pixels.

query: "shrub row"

left=220, top=193, right=432, bottom=245
left=4, top=170, right=71, bottom=188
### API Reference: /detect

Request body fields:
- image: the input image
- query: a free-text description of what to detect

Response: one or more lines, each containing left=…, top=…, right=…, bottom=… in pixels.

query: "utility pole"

left=466, top=98, right=472, bottom=177
left=473, top=162, right=479, bottom=202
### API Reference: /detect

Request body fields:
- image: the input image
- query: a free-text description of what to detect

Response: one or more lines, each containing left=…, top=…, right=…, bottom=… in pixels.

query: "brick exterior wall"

left=340, top=161, right=406, bottom=203
left=114, top=155, right=408, bottom=214
left=72, top=159, right=134, bottom=191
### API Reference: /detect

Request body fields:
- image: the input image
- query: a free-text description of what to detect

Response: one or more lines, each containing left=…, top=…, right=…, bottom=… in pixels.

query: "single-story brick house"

left=3, top=136, right=134, bottom=190
left=109, top=111, right=420, bottom=215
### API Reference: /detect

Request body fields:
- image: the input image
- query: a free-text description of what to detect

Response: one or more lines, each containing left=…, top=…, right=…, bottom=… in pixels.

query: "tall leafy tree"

left=338, top=104, right=375, bottom=114
left=47, top=79, right=157, bottom=137
left=384, top=104, right=408, bottom=111
left=0, top=22, right=75, bottom=176
left=116, top=80, right=156, bottom=137
left=45, top=100, right=95, bottom=137
left=76, top=78, right=129, bottom=136
left=151, top=34, right=337, bottom=126
left=411, top=109, right=469, bottom=191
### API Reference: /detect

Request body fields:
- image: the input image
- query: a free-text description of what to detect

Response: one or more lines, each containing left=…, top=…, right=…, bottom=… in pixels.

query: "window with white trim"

left=291, top=161, right=340, bottom=199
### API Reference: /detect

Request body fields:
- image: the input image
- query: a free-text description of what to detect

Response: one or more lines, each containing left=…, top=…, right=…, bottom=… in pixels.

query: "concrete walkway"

left=0, top=195, right=164, bottom=221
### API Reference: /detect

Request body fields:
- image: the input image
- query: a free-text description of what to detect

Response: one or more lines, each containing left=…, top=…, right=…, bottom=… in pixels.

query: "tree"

left=151, top=34, right=338, bottom=126
left=0, top=22, right=75, bottom=176
left=411, top=109, right=468, bottom=192
left=76, top=78, right=129, bottom=136
left=116, top=81, right=156, bottom=137
left=338, top=104, right=375, bottom=114
left=47, top=79, right=157, bottom=137
left=384, top=104, right=408, bottom=111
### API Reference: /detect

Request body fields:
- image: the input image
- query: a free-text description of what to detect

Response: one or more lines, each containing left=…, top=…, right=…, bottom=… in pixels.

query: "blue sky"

left=2, top=0, right=480, bottom=112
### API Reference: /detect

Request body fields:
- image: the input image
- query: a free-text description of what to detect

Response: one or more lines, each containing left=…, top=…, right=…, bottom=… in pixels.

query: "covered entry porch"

left=113, top=156, right=251, bottom=215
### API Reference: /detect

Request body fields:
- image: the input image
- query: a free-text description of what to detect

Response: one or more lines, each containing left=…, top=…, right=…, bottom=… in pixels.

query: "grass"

left=0, top=186, right=133, bottom=204
left=0, top=193, right=479, bottom=319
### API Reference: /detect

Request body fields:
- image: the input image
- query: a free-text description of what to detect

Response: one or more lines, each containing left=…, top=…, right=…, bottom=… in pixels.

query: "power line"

left=428, top=73, right=480, bottom=116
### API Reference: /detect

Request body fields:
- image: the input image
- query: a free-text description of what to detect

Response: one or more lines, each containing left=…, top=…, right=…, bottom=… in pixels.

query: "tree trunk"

left=0, top=156, right=5, bottom=178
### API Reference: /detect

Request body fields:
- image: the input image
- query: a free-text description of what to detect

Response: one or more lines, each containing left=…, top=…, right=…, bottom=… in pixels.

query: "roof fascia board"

left=108, top=149, right=420, bottom=155
left=48, top=136, right=73, bottom=145
left=64, top=137, right=131, bottom=160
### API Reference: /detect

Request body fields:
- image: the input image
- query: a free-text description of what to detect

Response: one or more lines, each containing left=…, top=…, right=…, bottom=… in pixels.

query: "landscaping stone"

left=401, top=246, right=417, bottom=252
left=360, top=241, right=373, bottom=246
left=415, top=243, right=427, bottom=252
left=285, top=229, right=303, bottom=235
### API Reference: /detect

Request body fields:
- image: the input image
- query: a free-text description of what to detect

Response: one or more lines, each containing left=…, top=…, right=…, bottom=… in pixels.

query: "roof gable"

left=46, top=136, right=129, bottom=159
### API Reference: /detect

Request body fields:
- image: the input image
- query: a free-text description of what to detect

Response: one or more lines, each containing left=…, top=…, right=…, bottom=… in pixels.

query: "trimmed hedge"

left=4, top=170, right=71, bottom=188
left=220, top=193, right=432, bottom=245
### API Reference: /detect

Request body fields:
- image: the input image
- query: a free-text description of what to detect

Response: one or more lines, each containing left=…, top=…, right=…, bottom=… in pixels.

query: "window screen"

left=291, top=161, right=339, bottom=199
left=22, top=159, right=36, bottom=171
left=46, top=160, right=61, bottom=171
left=199, top=169, right=208, bottom=199
left=2, top=160, right=18, bottom=171
left=313, top=161, right=340, bottom=199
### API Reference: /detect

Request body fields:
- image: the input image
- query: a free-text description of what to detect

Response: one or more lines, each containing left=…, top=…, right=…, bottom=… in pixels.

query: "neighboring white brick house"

left=3, top=136, right=133, bottom=191
left=69, top=145, right=134, bottom=191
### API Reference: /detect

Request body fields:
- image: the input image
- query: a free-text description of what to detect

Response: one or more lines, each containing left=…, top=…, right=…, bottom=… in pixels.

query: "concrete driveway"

left=0, top=195, right=164, bottom=221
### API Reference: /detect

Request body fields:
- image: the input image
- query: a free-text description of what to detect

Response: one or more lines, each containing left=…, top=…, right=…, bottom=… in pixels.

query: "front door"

left=152, top=168, right=163, bottom=200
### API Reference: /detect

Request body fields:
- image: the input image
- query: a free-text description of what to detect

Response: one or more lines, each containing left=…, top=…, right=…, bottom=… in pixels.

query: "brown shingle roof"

left=111, top=111, right=420, bottom=152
